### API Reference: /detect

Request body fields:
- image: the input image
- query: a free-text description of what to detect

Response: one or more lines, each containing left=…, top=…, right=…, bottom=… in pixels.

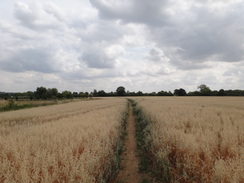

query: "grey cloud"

left=223, top=63, right=244, bottom=77
left=90, top=0, right=170, bottom=26
left=178, top=5, right=244, bottom=62
left=92, top=0, right=244, bottom=68
left=43, top=2, right=65, bottom=22
left=170, top=59, right=211, bottom=70
left=80, top=47, right=115, bottom=69
left=74, top=20, right=125, bottom=44
left=14, top=2, right=37, bottom=29
left=14, top=2, right=63, bottom=31
left=0, top=21, right=33, bottom=40
left=2, top=0, right=244, bottom=92
left=146, top=1, right=244, bottom=70
left=0, top=48, right=57, bottom=73
left=146, top=48, right=166, bottom=62
left=65, top=68, right=120, bottom=81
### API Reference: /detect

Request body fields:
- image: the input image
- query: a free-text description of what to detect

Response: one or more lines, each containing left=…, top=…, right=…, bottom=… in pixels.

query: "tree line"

left=94, top=85, right=244, bottom=97
left=0, top=87, right=91, bottom=100
left=1, top=84, right=244, bottom=100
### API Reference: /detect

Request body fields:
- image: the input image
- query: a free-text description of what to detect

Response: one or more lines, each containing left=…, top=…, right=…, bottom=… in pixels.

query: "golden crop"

left=0, top=98, right=126, bottom=182
left=134, top=97, right=244, bottom=183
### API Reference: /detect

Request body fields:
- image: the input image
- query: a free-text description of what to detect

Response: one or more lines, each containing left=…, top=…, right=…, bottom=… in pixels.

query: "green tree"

left=84, top=92, right=89, bottom=98
left=197, top=84, right=211, bottom=96
left=62, top=90, right=73, bottom=99
left=35, top=87, right=48, bottom=99
left=93, top=89, right=98, bottom=97
left=218, top=89, right=226, bottom=96
left=174, top=88, right=187, bottom=96
left=116, top=86, right=126, bottom=96
left=47, top=88, right=58, bottom=99
left=27, top=91, right=34, bottom=100
left=97, top=90, right=107, bottom=97
left=137, top=91, right=143, bottom=96
left=72, top=92, right=79, bottom=98
left=79, top=92, right=86, bottom=98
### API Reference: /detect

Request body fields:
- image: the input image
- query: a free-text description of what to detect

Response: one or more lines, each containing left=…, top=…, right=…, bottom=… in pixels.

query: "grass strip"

left=130, top=99, right=170, bottom=183
left=0, top=99, right=58, bottom=112
left=107, top=101, right=129, bottom=182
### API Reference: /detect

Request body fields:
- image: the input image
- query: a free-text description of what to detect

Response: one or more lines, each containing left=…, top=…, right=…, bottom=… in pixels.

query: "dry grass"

left=0, top=99, right=81, bottom=112
left=0, top=98, right=127, bottom=182
left=0, top=100, right=7, bottom=107
left=0, top=99, right=55, bottom=106
left=134, top=97, right=244, bottom=183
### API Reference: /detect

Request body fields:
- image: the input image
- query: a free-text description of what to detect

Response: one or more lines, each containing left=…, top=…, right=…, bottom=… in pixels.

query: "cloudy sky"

left=1, top=0, right=244, bottom=93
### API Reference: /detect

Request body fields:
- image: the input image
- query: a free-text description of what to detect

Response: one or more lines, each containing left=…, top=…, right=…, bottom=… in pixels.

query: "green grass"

left=131, top=100, right=151, bottom=172
left=0, top=99, right=58, bottom=112
left=109, top=101, right=129, bottom=182
left=130, top=99, right=170, bottom=183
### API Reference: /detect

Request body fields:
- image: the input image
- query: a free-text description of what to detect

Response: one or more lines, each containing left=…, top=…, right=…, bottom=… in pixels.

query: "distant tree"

left=174, top=88, right=187, bottom=96
left=47, top=88, right=58, bottom=99
left=93, top=89, right=98, bottom=97
left=158, top=90, right=173, bottom=96
left=116, top=86, right=126, bottom=96
left=105, top=91, right=114, bottom=97
left=218, top=89, right=226, bottom=96
left=62, top=90, right=73, bottom=99
left=35, top=87, right=48, bottom=99
left=27, top=91, right=34, bottom=100
left=129, top=92, right=136, bottom=96
left=197, top=84, right=212, bottom=96
left=211, top=90, right=218, bottom=96
left=174, top=89, right=179, bottom=96
left=97, top=90, right=107, bottom=97
left=126, top=90, right=131, bottom=96
left=84, top=92, right=89, bottom=98
left=57, top=93, right=63, bottom=99
left=149, top=92, right=157, bottom=96
left=72, top=92, right=79, bottom=98
left=188, top=91, right=200, bottom=96
left=79, top=92, right=85, bottom=98
left=168, top=91, right=173, bottom=96
left=158, top=91, right=165, bottom=96
left=137, top=91, right=143, bottom=96
left=225, top=89, right=244, bottom=96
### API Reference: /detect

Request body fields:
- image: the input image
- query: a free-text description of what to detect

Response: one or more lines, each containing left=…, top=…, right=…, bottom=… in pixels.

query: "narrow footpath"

left=111, top=104, right=156, bottom=183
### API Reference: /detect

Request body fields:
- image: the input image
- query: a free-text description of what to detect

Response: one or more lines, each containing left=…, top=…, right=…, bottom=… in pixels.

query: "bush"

left=3, top=99, right=17, bottom=110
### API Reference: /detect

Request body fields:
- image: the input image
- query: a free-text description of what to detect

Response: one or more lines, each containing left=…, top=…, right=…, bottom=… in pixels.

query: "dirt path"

left=111, top=104, right=155, bottom=183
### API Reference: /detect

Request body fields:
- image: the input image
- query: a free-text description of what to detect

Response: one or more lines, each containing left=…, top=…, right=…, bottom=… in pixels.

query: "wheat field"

left=0, top=98, right=127, bottom=182
left=134, top=97, right=244, bottom=183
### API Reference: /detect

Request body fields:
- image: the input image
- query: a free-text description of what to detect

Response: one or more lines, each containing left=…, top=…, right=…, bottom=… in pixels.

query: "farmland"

left=0, top=98, right=127, bottom=182
left=0, top=99, right=79, bottom=112
left=0, top=96, right=243, bottom=183
left=132, top=97, right=244, bottom=182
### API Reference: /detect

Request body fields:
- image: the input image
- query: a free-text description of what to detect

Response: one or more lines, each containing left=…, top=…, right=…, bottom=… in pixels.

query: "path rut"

left=111, top=103, right=156, bottom=183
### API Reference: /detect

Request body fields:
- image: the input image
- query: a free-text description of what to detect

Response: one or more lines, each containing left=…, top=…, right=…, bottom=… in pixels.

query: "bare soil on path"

left=111, top=104, right=157, bottom=183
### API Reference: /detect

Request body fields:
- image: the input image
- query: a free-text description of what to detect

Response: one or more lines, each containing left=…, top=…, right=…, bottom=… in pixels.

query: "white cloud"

left=1, top=0, right=244, bottom=92
left=14, top=1, right=65, bottom=31
left=80, top=45, right=116, bottom=68
left=43, top=2, right=66, bottom=22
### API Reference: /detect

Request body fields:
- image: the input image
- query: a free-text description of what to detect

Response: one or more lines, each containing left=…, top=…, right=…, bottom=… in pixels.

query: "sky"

left=1, top=0, right=244, bottom=93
